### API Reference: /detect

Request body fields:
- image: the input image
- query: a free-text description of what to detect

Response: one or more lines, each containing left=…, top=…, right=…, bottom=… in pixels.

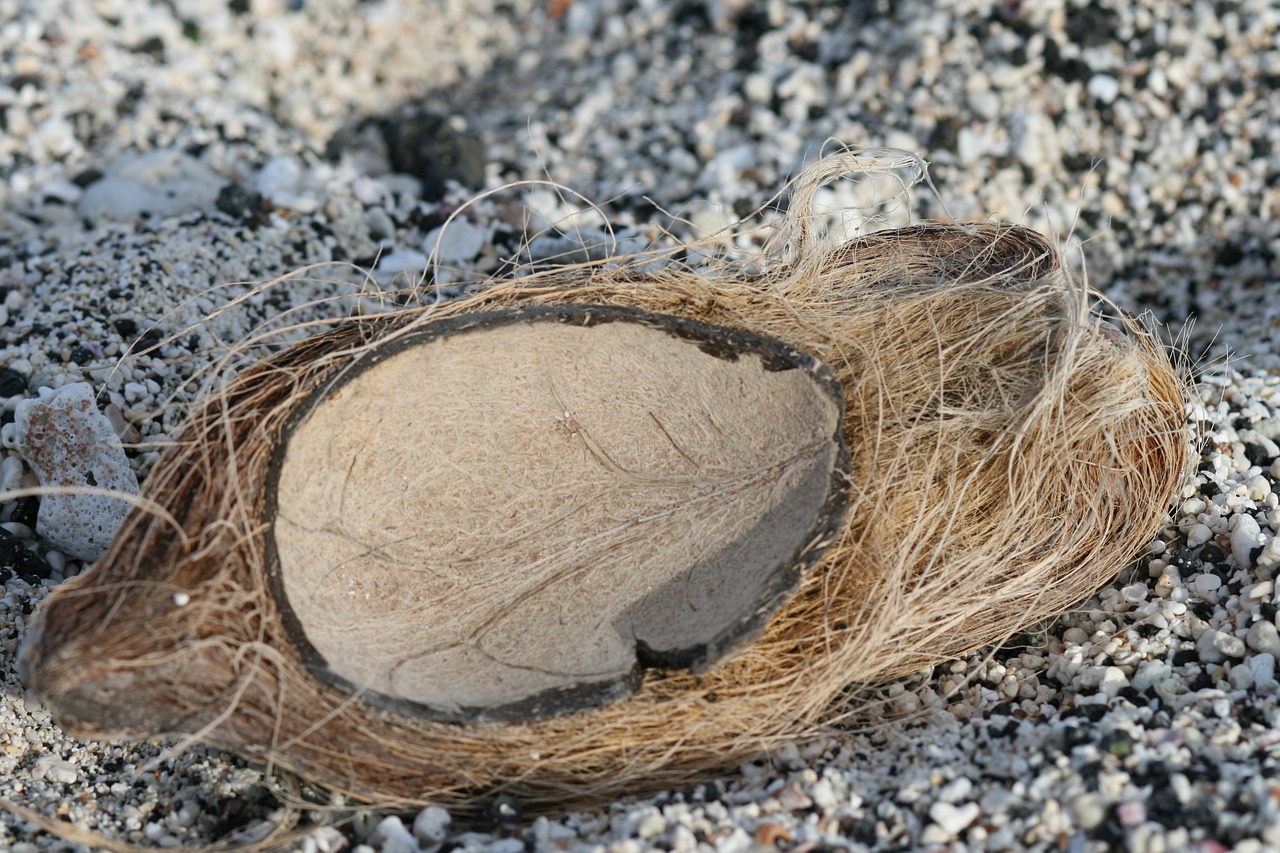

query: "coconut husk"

left=18, top=151, right=1190, bottom=815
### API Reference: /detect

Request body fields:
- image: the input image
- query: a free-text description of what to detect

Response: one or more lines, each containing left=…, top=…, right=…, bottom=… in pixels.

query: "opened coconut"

left=19, top=150, right=1189, bottom=813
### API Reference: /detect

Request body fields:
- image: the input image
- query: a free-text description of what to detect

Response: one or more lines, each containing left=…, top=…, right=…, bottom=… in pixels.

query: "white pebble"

left=810, top=778, right=838, bottom=812
left=1250, top=653, right=1276, bottom=685
left=1193, top=573, right=1222, bottom=595
left=1247, top=621, right=1280, bottom=657
left=1248, top=580, right=1275, bottom=600
left=1229, top=662, right=1255, bottom=690
left=1098, top=666, right=1129, bottom=697
left=374, top=250, right=429, bottom=278
left=1241, top=430, right=1280, bottom=460
left=33, top=755, right=78, bottom=784
left=1116, top=800, right=1146, bottom=827
left=45, top=549, right=66, bottom=574
left=77, top=150, right=224, bottom=221
left=0, top=454, right=24, bottom=491
left=928, top=801, right=980, bottom=837
left=636, top=811, right=666, bottom=839
left=1121, top=582, right=1149, bottom=603
left=1087, top=74, right=1120, bottom=103
left=1132, top=661, right=1172, bottom=692
left=369, top=816, right=417, bottom=853
left=1246, top=475, right=1272, bottom=501
left=1257, top=536, right=1280, bottom=571
left=1072, top=793, right=1107, bottom=829
left=1213, top=630, right=1247, bottom=659
left=1197, top=630, right=1226, bottom=663
left=255, top=156, right=303, bottom=198
left=413, top=806, right=451, bottom=846
left=423, top=219, right=488, bottom=263
left=1186, top=523, right=1213, bottom=548
left=1231, top=514, right=1262, bottom=568
left=938, top=777, right=973, bottom=803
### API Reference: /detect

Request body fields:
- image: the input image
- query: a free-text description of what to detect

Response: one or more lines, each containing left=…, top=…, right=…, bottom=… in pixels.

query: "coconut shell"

left=267, top=304, right=850, bottom=722
left=19, top=156, right=1189, bottom=813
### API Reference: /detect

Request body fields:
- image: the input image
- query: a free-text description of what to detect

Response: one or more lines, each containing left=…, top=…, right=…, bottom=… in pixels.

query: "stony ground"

left=1, top=0, right=1279, bottom=851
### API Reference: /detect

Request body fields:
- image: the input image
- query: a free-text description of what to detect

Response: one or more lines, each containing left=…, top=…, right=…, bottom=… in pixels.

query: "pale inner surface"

left=274, top=319, right=842, bottom=714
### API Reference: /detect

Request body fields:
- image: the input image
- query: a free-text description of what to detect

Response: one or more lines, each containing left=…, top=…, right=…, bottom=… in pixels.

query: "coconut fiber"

left=19, top=150, right=1190, bottom=814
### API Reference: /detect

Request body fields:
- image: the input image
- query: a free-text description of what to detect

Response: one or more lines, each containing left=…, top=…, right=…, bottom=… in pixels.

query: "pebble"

left=1086, top=74, right=1120, bottom=104
left=76, top=150, right=225, bottom=222
left=1072, top=793, right=1107, bottom=830
left=1231, top=514, right=1263, bottom=569
left=6, top=383, right=139, bottom=561
left=1247, top=621, right=1280, bottom=658
left=374, top=250, right=430, bottom=282
left=927, top=801, right=980, bottom=837
left=1250, top=653, right=1276, bottom=686
left=1097, top=666, right=1129, bottom=698
left=412, top=807, right=450, bottom=847
left=369, top=817, right=417, bottom=853
left=423, top=219, right=489, bottom=264
left=1185, top=523, right=1213, bottom=548
left=1194, top=573, right=1223, bottom=595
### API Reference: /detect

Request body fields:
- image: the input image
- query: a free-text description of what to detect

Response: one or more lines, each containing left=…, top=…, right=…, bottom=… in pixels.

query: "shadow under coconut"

left=15, top=149, right=1191, bottom=822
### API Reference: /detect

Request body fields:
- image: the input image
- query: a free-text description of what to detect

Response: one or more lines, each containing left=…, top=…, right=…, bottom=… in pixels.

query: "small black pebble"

left=216, top=182, right=269, bottom=225
left=113, top=317, right=138, bottom=339
left=1215, top=241, right=1246, bottom=267
left=1239, top=703, right=1268, bottom=727
left=1244, top=443, right=1274, bottom=466
left=9, top=497, right=38, bottom=529
left=1199, top=543, right=1226, bottom=564
left=72, top=167, right=105, bottom=188
left=483, top=793, right=523, bottom=830
left=0, top=366, right=28, bottom=396
left=70, top=344, right=94, bottom=365
left=1080, top=704, right=1108, bottom=723
left=1061, top=723, right=1092, bottom=749
left=1097, top=729, right=1133, bottom=758
left=0, top=531, right=51, bottom=581
left=379, top=110, right=486, bottom=202
left=1189, top=670, right=1214, bottom=691
left=848, top=814, right=878, bottom=845
left=132, top=35, right=166, bottom=60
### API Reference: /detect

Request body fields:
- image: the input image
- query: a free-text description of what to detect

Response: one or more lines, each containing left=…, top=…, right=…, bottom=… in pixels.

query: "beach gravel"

left=2, top=1, right=1279, bottom=851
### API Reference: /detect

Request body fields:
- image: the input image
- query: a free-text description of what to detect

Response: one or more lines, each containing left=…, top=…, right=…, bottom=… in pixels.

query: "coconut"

left=18, top=151, right=1189, bottom=815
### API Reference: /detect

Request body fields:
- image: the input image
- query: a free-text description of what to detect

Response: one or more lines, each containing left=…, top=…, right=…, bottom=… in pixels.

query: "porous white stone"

left=12, top=383, right=140, bottom=562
